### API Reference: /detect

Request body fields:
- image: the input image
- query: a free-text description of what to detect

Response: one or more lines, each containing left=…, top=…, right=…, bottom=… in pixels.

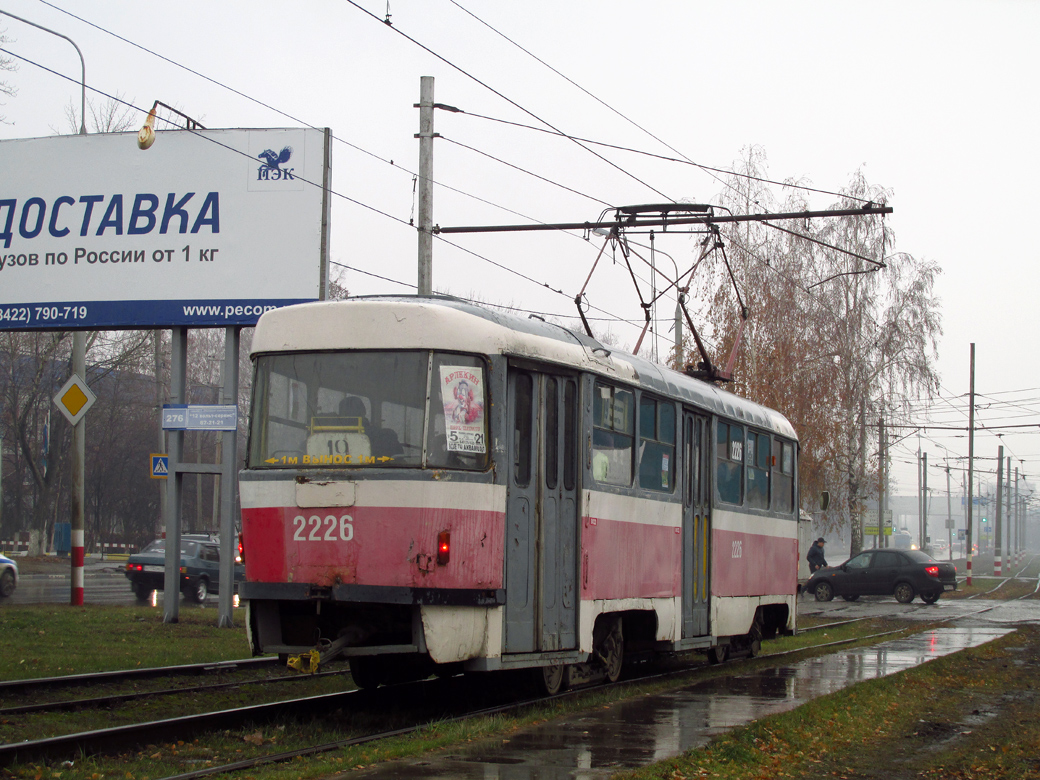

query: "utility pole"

left=877, top=414, right=884, bottom=549
left=946, top=463, right=953, bottom=562
left=922, top=452, right=928, bottom=552
left=966, top=343, right=975, bottom=586
left=995, top=445, right=1003, bottom=576
left=416, top=76, right=435, bottom=296
left=1002, top=451, right=1010, bottom=569
left=1014, top=466, right=1020, bottom=568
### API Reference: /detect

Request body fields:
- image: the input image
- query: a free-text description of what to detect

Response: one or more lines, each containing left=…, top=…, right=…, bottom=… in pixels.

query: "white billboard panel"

left=0, top=127, right=329, bottom=329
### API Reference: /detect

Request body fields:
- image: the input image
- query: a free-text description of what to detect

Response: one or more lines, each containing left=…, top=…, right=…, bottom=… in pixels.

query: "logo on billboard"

left=257, top=147, right=295, bottom=181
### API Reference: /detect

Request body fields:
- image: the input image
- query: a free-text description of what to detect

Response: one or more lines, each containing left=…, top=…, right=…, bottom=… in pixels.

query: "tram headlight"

left=437, top=531, right=451, bottom=566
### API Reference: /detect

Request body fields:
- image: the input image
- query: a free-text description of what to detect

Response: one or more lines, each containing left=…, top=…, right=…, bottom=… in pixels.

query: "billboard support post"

left=217, top=326, right=240, bottom=628
left=163, top=328, right=187, bottom=624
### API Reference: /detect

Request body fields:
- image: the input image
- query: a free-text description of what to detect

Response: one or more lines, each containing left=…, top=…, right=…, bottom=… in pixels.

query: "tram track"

left=5, top=570, right=1037, bottom=775
left=0, top=668, right=351, bottom=717
left=0, top=656, right=278, bottom=696
left=0, top=616, right=968, bottom=772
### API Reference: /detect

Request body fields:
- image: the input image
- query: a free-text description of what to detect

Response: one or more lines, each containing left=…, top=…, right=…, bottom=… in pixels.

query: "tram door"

left=504, top=368, right=579, bottom=653
left=682, top=411, right=711, bottom=637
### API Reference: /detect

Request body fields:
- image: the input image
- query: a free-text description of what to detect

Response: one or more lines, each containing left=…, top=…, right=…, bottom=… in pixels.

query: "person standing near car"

left=807, top=537, right=828, bottom=573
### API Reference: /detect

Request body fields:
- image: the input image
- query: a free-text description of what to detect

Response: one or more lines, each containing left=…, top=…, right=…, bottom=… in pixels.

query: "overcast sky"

left=2, top=0, right=1037, bottom=504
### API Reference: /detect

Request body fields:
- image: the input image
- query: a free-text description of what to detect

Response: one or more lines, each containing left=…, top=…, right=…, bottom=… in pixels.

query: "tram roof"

left=252, top=296, right=796, bottom=439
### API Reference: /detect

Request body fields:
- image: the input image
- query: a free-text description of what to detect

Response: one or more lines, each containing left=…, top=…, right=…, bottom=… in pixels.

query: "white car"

left=0, top=554, right=17, bottom=598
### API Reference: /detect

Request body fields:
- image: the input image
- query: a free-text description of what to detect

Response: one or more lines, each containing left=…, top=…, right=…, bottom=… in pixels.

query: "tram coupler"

left=287, top=649, right=321, bottom=674
left=286, top=635, right=351, bottom=674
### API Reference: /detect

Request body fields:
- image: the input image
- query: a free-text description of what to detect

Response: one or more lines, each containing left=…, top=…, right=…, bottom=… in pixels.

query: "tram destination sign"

left=0, top=128, right=330, bottom=330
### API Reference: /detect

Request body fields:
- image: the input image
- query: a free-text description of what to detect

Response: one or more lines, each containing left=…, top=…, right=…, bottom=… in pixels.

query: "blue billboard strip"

left=0, top=298, right=313, bottom=330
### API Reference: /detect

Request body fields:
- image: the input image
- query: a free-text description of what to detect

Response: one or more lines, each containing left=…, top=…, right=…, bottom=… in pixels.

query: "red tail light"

left=437, top=531, right=450, bottom=566
left=925, top=565, right=939, bottom=577
left=126, top=563, right=143, bottom=572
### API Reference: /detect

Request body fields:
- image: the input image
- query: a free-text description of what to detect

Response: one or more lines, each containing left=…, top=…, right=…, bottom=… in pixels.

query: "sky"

left=1, top=0, right=1038, bottom=507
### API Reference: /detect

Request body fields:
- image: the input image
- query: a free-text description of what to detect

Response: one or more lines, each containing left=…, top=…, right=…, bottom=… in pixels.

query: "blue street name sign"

left=162, top=404, right=238, bottom=431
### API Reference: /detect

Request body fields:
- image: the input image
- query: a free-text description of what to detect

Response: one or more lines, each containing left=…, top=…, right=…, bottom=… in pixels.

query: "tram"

left=239, top=296, right=799, bottom=691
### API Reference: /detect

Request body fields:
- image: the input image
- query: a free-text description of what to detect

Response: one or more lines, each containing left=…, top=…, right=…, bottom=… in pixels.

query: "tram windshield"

left=248, top=350, right=488, bottom=470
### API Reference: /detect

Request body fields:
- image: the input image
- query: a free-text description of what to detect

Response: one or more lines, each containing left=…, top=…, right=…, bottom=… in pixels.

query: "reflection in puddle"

left=353, top=627, right=1012, bottom=780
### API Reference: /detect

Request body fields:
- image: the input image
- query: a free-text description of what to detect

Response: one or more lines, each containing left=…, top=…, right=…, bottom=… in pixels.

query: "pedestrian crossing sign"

left=151, top=454, right=169, bottom=480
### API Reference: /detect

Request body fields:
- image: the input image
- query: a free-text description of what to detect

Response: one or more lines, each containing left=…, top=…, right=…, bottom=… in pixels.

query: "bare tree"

left=59, top=92, right=136, bottom=134
left=0, top=27, right=16, bottom=124
left=693, top=150, right=941, bottom=554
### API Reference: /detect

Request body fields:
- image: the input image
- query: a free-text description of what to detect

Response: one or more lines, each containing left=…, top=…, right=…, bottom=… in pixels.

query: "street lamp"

left=0, top=9, right=86, bottom=134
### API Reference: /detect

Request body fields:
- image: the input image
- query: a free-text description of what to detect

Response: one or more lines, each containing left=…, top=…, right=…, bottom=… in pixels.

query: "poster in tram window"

left=439, top=366, right=486, bottom=453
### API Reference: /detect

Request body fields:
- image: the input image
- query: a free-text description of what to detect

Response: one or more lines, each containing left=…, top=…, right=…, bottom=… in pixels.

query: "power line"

left=342, top=0, right=673, bottom=202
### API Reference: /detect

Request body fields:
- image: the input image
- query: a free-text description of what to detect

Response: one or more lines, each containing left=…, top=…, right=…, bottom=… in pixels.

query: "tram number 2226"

left=292, top=514, right=354, bottom=542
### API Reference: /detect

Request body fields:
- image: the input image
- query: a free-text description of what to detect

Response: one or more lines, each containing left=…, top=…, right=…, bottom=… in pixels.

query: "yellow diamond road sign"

left=53, top=374, right=96, bottom=426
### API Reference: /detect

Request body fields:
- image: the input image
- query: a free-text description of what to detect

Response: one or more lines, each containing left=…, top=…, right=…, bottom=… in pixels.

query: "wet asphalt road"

left=5, top=563, right=242, bottom=610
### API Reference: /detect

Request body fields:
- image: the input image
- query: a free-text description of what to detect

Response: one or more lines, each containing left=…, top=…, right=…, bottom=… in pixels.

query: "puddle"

left=350, top=627, right=1011, bottom=779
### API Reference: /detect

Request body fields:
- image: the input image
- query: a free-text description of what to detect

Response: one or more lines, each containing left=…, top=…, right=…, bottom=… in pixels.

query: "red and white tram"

left=240, top=296, right=798, bottom=690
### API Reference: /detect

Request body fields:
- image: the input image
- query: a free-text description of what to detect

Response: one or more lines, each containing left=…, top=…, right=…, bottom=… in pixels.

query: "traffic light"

left=982, top=516, right=987, bottom=524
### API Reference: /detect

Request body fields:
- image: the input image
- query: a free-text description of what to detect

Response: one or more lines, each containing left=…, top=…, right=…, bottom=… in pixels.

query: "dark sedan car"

left=808, top=549, right=957, bottom=604
left=125, top=535, right=243, bottom=603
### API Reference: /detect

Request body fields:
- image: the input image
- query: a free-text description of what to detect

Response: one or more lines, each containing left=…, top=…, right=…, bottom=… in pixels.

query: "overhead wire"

left=342, top=0, right=673, bottom=202
left=35, top=0, right=700, bottom=344
left=3, top=46, right=646, bottom=332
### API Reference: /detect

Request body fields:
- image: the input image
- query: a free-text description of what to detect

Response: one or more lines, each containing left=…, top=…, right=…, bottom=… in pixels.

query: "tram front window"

left=248, top=351, right=488, bottom=470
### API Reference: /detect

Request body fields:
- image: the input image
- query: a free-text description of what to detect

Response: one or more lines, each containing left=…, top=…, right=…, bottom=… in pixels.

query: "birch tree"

left=693, top=150, right=941, bottom=553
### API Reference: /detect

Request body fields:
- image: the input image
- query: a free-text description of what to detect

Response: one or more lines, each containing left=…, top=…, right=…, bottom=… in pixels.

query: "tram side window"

left=513, top=372, right=533, bottom=487
left=746, top=430, right=770, bottom=509
left=716, top=421, right=744, bottom=505
left=772, top=438, right=795, bottom=513
left=592, top=383, right=634, bottom=486
left=638, top=396, right=676, bottom=492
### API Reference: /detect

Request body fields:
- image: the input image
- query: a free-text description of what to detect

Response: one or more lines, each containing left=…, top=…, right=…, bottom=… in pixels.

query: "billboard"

left=0, top=127, right=330, bottom=329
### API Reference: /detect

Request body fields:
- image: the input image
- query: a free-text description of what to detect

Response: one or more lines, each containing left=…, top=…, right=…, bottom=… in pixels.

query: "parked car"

left=124, top=535, right=243, bottom=603
left=0, top=554, right=18, bottom=598
left=808, top=549, right=957, bottom=604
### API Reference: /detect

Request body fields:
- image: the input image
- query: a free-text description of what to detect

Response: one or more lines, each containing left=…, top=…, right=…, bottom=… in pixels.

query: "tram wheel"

left=599, top=627, right=624, bottom=683
left=350, top=657, right=387, bottom=690
left=538, top=664, right=567, bottom=696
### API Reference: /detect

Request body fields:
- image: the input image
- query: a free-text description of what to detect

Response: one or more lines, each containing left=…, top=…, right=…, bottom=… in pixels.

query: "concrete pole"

left=922, top=452, right=928, bottom=552
left=155, top=332, right=167, bottom=537
left=877, top=414, right=884, bottom=549
left=917, top=441, right=923, bottom=549
left=946, top=464, right=953, bottom=562
left=995, top=446, right=1003, bottom=576
left=966, top=343, right=975, bottom=586
left=1014, top=467, right=1020, bottom=567
left=217, top=327, right=240, bottom=628
left=163, top=328, right=187, bottom=623
left=416, top=76, right=435, bottom=296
